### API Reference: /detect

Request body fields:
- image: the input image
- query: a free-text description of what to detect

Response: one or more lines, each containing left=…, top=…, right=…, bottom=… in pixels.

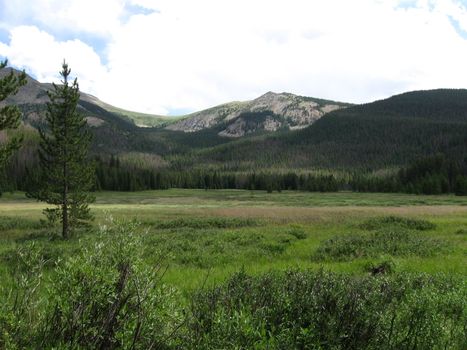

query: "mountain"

left=0, top=68, right=175, bottom=129
left=2, top=68, right=466, bottom=177
left=1, top=69, right=349, bottom=141
left=1, top=68, right=355, bottom=161
left=166, top=91, right=350, bottom=136
left=182, top=89, right=467, bottom=171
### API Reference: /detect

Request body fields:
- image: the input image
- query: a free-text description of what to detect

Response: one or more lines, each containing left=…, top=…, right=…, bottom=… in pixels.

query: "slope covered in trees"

left=2, top=87, right=467, bottom=195
left=185, top=89, right=467, bottom=170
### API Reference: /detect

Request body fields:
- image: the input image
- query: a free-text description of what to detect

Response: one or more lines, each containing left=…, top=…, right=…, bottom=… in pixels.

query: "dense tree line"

left=92, top=155, right=344, bottom=192
left=106, top=154, right=467, bottom=195
left=352, top=154, right=467, bottom=195
left=3, top=152, right=467, bottom=196
left=93, top=154, right=467, bottom=195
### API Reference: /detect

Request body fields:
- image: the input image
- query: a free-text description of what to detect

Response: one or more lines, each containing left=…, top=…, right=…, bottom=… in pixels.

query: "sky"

left=1, top=0, right=467, bottom=115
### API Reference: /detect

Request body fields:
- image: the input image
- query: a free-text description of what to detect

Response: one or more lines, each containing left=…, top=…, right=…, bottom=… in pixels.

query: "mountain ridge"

left=185, top=88, right=467, bottom=171
left=2, top=67, right=466, bottom=175
left=166, top=91, right=351, bottom=136
left=1, top=68, right=350, bottom=133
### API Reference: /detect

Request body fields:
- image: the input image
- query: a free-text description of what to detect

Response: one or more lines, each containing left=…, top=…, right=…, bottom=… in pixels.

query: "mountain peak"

left=166, top=91, right=350, bottom=136
left=255, top=91, right=294, bottom=100
left=259, top=91, right=280, bottom=97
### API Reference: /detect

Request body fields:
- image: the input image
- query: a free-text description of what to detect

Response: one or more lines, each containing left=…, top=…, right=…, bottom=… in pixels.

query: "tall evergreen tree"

left=29, top=61, right=94, bottom=238
left=0, top=60, right=26, bottom=170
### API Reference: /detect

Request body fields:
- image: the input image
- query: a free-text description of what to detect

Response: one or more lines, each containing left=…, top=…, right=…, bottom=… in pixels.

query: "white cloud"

left=0, top=26, right=107, bottom=96
left=1, top=0, right=467, bottom=114
left=0, top=0, right=126, bottom=37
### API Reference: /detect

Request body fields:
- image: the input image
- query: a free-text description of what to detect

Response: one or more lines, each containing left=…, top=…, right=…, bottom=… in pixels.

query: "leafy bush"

left=364, top=259, right=396, bottom=275
left=152, top=217, right=261, bottom=230
left=1, top=219, right=183, bottom=349
left=188, top=270, right=467, bottom=349
left=313, top=229, right=446, bottom=261
left=40, top=218, right=183, bottom=349
left=360, top=216, right=436, bottom=231
left=144, top=225, right=299, bottom=268
left=0, top=243, right=46, bottom=349
left=286, top=224, right=308, bottom=240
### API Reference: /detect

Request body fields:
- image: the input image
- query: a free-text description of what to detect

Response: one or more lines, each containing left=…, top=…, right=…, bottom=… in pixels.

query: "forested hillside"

left=185, top=89, right=467, bottom=171
left=2, top=82, right=467, bottom=195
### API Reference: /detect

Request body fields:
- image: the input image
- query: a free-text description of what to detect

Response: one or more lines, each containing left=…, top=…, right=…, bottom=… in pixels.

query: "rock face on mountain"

left=166, top=91, right=349, bottom=137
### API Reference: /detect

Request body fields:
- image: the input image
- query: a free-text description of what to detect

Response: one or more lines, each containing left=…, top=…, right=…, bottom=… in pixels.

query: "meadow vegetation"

left=0, top=190, right=466, bottom=348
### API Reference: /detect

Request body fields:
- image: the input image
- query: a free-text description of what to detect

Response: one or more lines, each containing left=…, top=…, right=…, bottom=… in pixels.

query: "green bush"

left=188, top=270, right=467, bottom=349
left=152, top=217, right=261, bottom=230
left=286, top=225, right=308, bottom=240
left=1, top=219, right=183, bottom=349
left=41, top=219, right=182, bottom=349
left=313, top=229, right=446, bottom=261
left=0, top=243, right=46, bottom=349
left=364, top=259, right=396, bottom=275
left=360, top=216, right=436, bottom=231
left=1, top=217, right=464, bottom=349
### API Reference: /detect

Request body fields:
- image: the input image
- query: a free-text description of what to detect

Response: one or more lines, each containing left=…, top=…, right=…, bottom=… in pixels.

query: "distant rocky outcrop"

left=166, top=91, right=349, bottom=137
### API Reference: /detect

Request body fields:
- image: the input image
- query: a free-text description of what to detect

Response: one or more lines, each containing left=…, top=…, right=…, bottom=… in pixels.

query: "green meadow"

left=1, top=190, right=466, bottom=348
left=1, top=189, right=466, bottom=290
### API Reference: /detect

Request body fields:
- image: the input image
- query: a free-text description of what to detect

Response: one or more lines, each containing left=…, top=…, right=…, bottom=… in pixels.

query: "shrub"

left=1, top=219, right=183, bottom=349
left=286, top=225, right=308, bottom=240
left=365, top=259, right=396, bottom=275
left=313, top=229, right=446, bottom=261
left=0, top=243, right=46, bottom=349
left=39, top=218, right=183, bottom=349
left=360, top=216, right=436, bottom=231
left=152, top=217, right=260, bottom=230
left=188, top=270, right=467, bottom=349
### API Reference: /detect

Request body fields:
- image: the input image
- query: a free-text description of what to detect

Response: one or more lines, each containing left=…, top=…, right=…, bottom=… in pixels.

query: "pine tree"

left=29, top=61, right=94, bottom=238
left=0, top=60, right=27, bottom=170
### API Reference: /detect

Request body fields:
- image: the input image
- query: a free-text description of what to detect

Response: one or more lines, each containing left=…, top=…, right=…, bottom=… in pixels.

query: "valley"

left=2, top=1, right=467, bottom=346
left=2, top=68, right=467, bottom=196
left=1, top=67, right=466, bottom=349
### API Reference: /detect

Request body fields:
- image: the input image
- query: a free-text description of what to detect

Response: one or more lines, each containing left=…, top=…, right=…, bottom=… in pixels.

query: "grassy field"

left=1, top=189, right=466, bottom=348
left=1, top=190, right=466, bottom=291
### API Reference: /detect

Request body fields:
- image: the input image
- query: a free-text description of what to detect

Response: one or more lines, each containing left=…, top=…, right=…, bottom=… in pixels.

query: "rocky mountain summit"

left=1, top=68, right=350, bottom=139
left=166, top=91, right=349, bottom=137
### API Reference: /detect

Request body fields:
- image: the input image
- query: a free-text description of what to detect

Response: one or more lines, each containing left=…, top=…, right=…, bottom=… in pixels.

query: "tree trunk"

left=62, top=202, right=68, bottom=238
left=62, top=175, right=68, bottom=238
left=63, top=103, right=69, bottom=239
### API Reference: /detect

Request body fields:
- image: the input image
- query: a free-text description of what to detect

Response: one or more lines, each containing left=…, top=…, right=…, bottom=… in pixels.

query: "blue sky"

left=1, top=0, right=467, bottom=115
